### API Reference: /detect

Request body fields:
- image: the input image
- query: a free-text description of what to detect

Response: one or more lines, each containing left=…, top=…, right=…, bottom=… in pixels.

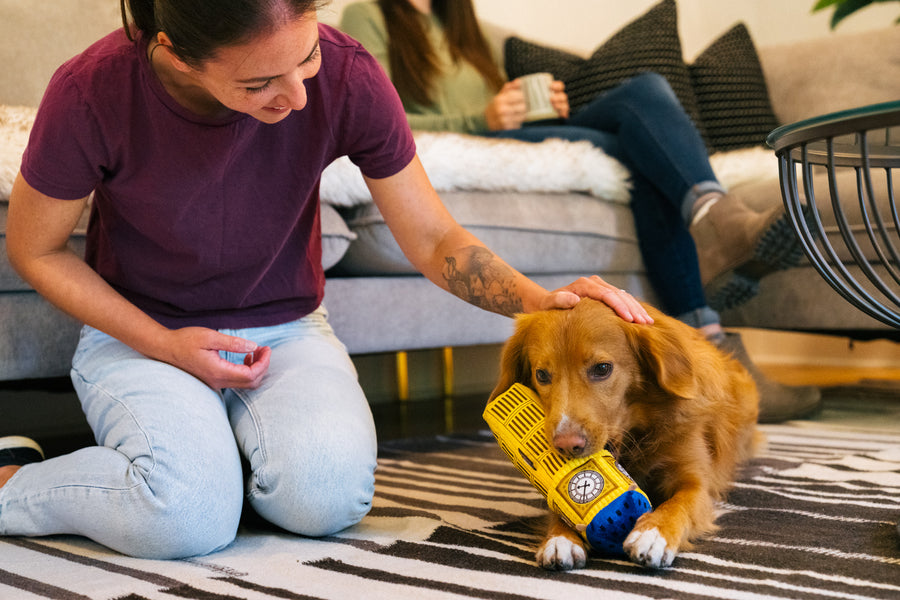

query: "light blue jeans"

left=0, top=306, right=377, bottom=559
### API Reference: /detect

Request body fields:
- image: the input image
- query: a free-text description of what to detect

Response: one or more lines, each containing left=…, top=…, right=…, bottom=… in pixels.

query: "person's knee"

left=130, top=505, right=241, bottom=558
left=624, top=72, right=678, bottom=105
left=628, top=71, right=669, bottom=92
left=129, top=488, right=243, bottom=558
left=248, top=451, right=376, bottom=537
left=111, top=455, right=245, bottom=559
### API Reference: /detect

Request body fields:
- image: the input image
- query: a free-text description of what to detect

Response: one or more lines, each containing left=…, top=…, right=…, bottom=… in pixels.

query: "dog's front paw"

left=623, top=527, right=677, bottom=569
left=536, top=535, right=587, bottom=571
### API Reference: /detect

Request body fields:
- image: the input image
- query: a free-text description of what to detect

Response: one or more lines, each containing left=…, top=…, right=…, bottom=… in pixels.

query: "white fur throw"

left=1, top=104, right=777, bottom=206
left=709, top=146, right=779, bottom=191
left=0, top=105, right=36, bottom=202
left=319, top=132, right=634, bottom=206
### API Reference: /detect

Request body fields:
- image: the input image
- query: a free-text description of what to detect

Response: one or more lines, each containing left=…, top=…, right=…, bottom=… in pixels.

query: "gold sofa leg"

left=395, top=351, right=409, bottom=401
left=442, top=346, right=454, bottom=398
left=442, top=347, right=455, bottom=431
left=394, top=347, right=455, bottom=402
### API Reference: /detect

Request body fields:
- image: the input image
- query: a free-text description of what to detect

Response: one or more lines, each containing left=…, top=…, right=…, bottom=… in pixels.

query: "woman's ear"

left=154, top=32, right=192, bottom=73
left=489, top=314, right=535, bottom=401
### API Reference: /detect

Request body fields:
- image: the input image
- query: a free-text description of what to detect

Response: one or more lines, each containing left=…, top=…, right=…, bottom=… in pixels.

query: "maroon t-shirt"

left=21, top=24, right=415, bottom=329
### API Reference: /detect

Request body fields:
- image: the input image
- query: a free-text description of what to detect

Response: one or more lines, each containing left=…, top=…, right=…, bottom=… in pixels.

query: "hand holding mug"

left=549, top=79, right=570, bottom=119
left=518, top=72, right=561, bottom=122
left=485, top=81, right=528, bottom=130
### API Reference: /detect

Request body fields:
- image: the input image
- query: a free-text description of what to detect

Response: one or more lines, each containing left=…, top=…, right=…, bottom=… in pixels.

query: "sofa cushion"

left=324, top=272, right=658, bottom=355
left=720, top=266, right=890, bottom=331
left=689, top=23, right=779, bottom=152
left=334, top=191, right=641, bottom=276
left=0, top=292, right=82, bottom=380
left=504, top=0, right=706, bottom=142
left=320, top=202, right=357, bottom=271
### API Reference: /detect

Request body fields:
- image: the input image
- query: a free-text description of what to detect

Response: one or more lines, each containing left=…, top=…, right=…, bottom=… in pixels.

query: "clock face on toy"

left=568, top=469, right=604, bottom=504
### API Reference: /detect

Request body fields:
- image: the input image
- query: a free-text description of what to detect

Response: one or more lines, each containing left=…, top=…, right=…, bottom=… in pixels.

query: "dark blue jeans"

left=483, top=72, right=721, bottom=325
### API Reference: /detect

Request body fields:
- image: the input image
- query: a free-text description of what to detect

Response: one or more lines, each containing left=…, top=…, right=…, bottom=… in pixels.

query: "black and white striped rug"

left=1, top=421, right=898, bottom=600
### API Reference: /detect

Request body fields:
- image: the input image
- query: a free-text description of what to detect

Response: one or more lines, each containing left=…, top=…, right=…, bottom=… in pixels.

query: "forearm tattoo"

left=443, top=246, right=524, bottom=315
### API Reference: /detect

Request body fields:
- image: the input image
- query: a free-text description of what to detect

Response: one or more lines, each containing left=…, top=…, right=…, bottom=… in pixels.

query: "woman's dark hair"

left=120, top=0, right=329, bottom=66
left=377, top=0, right=505, bottom=107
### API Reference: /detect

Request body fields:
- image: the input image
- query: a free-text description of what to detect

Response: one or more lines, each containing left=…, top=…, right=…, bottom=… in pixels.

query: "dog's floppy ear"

left=489, top=314, right=536, bottom=401
left=623, top=317, right=698, bottom=400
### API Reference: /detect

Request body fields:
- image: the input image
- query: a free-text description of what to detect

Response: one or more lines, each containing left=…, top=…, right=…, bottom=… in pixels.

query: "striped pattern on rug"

left=1, top=421, right=898, bottom=600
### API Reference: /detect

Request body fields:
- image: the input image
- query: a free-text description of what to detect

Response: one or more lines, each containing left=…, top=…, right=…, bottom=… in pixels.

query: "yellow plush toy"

left=483, top=383, right=652, bottom=554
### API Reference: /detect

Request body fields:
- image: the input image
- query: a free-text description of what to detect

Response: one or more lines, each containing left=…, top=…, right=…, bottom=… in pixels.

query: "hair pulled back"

left=121, top=0, right=328, bottom=66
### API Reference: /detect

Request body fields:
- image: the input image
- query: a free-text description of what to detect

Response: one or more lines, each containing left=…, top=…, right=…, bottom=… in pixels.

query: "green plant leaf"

left=812, top=0, right=844, bottom=10
left=818, top=0, right=878, bottom=27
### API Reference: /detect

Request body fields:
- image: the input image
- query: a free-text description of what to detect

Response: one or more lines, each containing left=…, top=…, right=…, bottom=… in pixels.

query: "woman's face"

left=189, top=12, right=322, bottom=124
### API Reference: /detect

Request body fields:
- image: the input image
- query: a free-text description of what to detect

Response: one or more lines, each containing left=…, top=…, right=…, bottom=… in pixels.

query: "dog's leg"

left=536, top=514, right=588, bottom=571
left=623, top=482, right=714, bottom=569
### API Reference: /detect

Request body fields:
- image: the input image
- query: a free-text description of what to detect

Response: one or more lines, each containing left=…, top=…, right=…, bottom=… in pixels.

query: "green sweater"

left=339, top=1, right=501, bottom=134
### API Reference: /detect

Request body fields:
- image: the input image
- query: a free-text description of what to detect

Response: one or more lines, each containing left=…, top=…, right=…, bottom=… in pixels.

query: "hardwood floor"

left=758, top=363, right=900, bottom=387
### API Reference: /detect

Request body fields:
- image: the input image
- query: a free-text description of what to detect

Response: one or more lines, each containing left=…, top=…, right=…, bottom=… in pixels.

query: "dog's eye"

left=587, top=362, right=613, bottom=381
left=534, top=368, right=551, bottom=385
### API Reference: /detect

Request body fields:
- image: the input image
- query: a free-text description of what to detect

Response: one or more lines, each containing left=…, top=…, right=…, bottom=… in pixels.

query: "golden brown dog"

left=489, top=299, right=761, bottom=570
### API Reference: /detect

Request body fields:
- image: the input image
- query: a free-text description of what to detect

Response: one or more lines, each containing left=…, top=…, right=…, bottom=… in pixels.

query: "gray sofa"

left=2, top=1, right=899, bottom=385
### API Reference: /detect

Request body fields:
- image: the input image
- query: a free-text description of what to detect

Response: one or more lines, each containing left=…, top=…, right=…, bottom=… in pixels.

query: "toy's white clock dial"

left=568, top=469, right=604, bottom=503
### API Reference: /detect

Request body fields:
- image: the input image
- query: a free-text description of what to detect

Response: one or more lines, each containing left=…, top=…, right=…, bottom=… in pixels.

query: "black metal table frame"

left=768, top=101, right=900, bottom=329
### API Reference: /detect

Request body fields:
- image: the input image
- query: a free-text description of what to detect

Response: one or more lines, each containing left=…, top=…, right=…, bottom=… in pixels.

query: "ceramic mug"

left=519, top=72, right=558, bottom=122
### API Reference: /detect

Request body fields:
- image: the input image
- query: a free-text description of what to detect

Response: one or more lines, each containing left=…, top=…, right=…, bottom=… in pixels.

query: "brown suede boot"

left=690, top=194, right=807, bottom=311
left=718, top=333, right=822, bottom=423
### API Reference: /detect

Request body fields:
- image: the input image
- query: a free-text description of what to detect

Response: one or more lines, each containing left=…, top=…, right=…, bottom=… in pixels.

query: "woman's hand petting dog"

left=542, top=276, right=654, bottom=324
left=490, top=299, right=762, bottom=570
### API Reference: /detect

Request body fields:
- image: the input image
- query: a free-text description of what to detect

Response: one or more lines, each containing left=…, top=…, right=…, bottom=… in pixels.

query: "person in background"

left=0, top=0, right=652, bottom=559
left=339, top=0, right=822, bottom=423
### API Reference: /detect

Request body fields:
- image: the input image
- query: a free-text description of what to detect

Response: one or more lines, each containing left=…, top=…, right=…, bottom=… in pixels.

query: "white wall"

left=319, top=0, right=900, bottom=57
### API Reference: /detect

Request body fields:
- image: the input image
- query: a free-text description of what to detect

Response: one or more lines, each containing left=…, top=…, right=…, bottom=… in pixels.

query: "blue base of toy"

left=584, top=490, right=653, bottom=555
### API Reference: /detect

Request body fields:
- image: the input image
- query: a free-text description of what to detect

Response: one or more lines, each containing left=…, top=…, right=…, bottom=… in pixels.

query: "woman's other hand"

left=163, top=327, right=271, bottom=390
left=484, top=81, right=527, bottom=130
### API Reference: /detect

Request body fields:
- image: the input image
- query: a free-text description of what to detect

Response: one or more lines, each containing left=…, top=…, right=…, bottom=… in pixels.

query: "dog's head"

left=490, top=299, right=702, bottom=458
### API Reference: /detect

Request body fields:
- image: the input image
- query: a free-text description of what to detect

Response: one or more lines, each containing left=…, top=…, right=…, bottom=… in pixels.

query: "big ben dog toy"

left=483, top=383, right=652, bottom=555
